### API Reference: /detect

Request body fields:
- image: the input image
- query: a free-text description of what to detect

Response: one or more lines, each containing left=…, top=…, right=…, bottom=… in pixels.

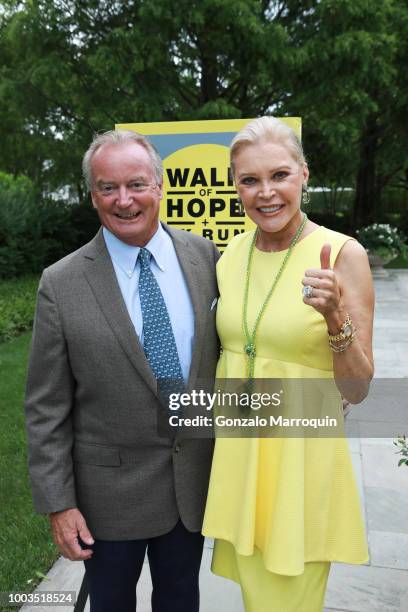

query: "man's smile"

left=114, top=211, right=141, bottom=219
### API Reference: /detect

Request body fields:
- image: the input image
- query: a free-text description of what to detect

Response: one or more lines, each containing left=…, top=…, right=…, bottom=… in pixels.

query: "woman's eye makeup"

left=239, top=171, right=289, bottom=185
left=240, top=176, right=257, bottom=185
left=273, top=171, right=289, bottom=180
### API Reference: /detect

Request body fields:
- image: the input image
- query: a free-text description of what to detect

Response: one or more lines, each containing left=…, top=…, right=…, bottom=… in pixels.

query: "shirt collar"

left=103, top=223, right=167, bottom=276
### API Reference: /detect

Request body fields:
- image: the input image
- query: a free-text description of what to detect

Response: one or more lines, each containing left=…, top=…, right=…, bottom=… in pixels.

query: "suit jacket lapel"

left=82, top=229, right=158, bottom=397
left=164, top=225, right=208, bottom=392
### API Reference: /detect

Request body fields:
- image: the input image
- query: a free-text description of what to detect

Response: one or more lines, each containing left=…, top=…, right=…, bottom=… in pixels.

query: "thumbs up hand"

left=302, top=243, right=342, bottom=317
left=320, top=243, right=331, bottom=270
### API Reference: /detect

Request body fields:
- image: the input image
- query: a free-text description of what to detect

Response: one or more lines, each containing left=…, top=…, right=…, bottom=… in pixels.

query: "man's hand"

left=49, top=508, right=94, bottom=561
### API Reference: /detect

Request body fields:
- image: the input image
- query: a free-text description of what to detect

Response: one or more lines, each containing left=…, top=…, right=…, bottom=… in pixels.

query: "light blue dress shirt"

left=103, top=224, right=195, bottom=383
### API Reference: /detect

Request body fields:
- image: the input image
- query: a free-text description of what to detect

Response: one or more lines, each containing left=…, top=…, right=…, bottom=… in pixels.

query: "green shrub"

left=356, top=223, right=408, bottom=259
left=0, top=172, right=74, bottom=278
left=394, top=436, right=408, bottom=467
left=0, top=276, right=39, bottom=343
left=0, top=172, right=100, bottom=278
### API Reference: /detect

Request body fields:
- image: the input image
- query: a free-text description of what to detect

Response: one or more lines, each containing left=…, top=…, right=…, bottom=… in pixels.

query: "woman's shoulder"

left=317, top=226, right=358, bottom=258
left=317, top=226, right=368, bottom=268
left=319, top=226, right=354, bottom=245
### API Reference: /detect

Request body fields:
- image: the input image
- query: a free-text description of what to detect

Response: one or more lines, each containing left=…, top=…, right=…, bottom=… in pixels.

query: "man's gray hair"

left=82, top=129, right=163, bottom=190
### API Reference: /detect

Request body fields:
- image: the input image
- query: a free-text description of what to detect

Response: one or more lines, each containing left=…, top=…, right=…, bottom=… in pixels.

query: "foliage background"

left=0, top=0, right=407, bottom=276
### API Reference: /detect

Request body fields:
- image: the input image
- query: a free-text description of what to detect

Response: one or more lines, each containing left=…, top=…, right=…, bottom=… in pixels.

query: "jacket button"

left=174, top=444, right=181, bottom=453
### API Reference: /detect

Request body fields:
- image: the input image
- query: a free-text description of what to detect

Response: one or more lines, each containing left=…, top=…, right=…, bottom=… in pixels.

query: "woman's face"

left=233, top=140, right=309, bottom=236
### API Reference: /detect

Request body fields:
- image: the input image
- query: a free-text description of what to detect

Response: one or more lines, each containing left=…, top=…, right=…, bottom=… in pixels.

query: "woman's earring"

left=237, top=197, right=245, bottom=216
left=302, top=184, right=310, bottom=205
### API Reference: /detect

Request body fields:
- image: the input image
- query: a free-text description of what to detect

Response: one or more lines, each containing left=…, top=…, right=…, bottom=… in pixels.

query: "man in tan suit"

left=25, top=130, right=219, bottom=611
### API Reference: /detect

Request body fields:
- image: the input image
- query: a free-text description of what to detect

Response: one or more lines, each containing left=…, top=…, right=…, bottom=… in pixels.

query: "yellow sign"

left=117, top=118, right=301, bottom=250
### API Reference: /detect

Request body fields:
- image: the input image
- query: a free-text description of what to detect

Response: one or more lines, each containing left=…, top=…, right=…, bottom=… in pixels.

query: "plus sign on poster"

left=116, top=118, right=301, bottom=251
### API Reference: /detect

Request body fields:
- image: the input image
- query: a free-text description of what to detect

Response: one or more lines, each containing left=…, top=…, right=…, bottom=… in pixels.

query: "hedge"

left=0, top=276, right=39, bottom=343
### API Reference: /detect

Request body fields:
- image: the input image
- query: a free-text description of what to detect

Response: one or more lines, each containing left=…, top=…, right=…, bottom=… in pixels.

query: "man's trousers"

left=83, top=520, right=204, bottom=612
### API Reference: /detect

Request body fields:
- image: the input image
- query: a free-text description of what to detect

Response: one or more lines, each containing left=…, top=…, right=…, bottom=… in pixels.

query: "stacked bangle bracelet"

left=328, top=314, right=355, bottom=353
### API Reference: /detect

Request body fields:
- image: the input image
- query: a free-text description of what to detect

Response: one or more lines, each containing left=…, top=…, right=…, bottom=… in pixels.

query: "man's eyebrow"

left=96, top=179, right=115, bottom=185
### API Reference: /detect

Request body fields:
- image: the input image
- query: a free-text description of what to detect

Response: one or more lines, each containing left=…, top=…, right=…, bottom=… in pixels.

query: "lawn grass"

left=0, top=275, right=40, bottom=344
left=0, top=332, right=59, bottom=610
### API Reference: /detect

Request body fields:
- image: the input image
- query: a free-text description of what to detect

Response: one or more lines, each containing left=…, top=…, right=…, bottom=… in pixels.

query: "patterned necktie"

left=138, top=248, right=184, bottom=397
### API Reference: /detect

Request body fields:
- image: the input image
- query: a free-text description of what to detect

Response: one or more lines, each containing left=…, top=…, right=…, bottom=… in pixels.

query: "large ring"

left=303, top=285, right=313, bottom=298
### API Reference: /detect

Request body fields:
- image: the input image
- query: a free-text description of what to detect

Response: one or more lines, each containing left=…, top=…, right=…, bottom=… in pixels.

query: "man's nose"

left=116, top=186, right=132, bottom=206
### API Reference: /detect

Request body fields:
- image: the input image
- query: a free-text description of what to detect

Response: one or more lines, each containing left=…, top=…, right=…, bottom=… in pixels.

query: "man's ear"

left=157, top=181, right=163, bottom=199
left=90, top=192, right=98, bottom=209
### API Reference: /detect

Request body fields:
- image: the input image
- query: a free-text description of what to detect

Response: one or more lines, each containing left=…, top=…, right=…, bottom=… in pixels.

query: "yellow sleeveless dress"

left=202, top=226, right=369, bottom=612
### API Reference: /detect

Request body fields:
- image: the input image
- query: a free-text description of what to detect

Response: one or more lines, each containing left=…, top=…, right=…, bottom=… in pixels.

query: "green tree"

left=0, top=1, right=291, bottom=199
left=275, top=0, right=408, bottom=227
left=0, top=0, right=406, bottom=228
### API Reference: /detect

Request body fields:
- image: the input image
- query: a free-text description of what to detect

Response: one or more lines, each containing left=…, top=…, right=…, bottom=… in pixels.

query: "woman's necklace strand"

left=242, top=213, right=308, bottom=382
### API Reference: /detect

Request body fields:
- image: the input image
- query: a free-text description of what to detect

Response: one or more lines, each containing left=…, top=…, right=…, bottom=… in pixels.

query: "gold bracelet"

left=328, top=313, right=354, bottom=342
left=329, top=333, right=355, bottom=352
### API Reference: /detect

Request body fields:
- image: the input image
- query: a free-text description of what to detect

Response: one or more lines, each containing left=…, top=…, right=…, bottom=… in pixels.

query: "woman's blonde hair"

left=230, top=116, right=306, bottom=174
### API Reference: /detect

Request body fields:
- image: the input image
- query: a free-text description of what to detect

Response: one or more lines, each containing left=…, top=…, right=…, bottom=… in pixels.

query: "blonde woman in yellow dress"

left=202, top=117, right=374, bottom=612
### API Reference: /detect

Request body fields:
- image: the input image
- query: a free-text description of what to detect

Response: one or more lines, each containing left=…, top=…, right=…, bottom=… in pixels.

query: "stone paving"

left=21, top=271, right=408, bottom=612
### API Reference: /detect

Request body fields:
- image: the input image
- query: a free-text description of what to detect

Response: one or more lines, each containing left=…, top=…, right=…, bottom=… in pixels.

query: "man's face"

left=90, top=142, right=163, bottom=247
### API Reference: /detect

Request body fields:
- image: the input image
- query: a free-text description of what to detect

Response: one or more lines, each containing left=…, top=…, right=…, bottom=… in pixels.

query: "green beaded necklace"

left=242, top=213, right=308, bottom=383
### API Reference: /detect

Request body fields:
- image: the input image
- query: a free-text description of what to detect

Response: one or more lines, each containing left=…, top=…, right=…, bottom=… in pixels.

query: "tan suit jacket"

left=25, top=225, right=219, bottom=540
